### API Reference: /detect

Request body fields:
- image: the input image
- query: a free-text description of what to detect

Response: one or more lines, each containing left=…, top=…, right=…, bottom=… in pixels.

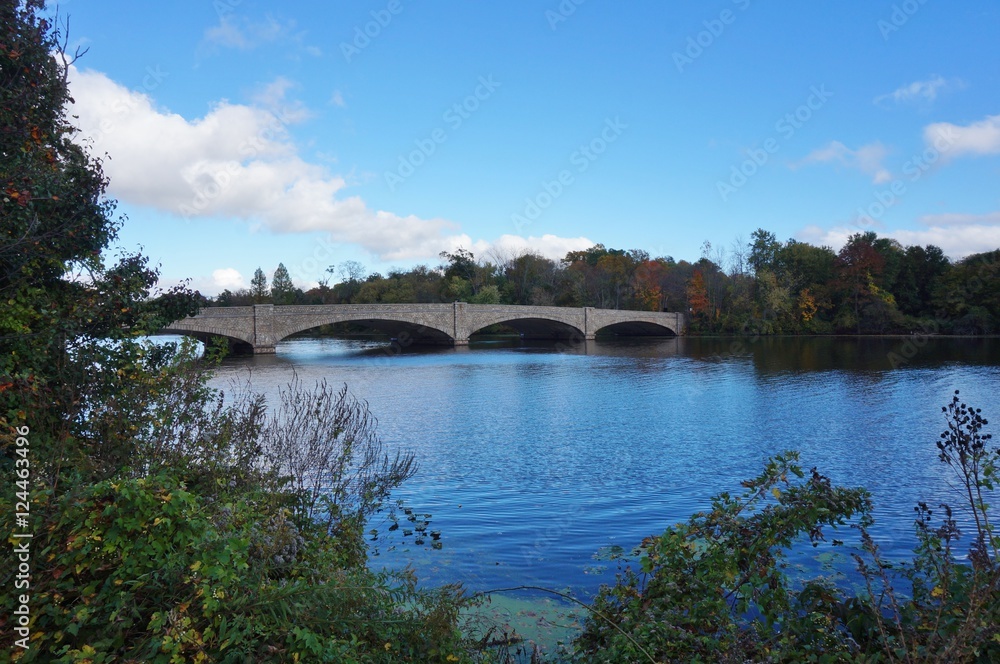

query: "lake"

left=207, top=334, right=1000, bottom=647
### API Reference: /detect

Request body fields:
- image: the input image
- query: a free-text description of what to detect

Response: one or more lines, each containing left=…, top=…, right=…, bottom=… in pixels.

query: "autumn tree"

left=686, top=269, right=711, bottom=320
left=835, top=232, right=887, bottom=333
left=633, top=259, right=669, bottom=311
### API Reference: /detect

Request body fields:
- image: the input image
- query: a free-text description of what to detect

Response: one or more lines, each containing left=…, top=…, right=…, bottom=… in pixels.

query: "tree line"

left=219, top=231, right=1000, bottom=335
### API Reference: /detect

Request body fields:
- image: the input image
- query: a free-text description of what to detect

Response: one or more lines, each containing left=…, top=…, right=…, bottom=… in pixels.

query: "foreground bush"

left=0, top=339, right=479, bottom=662
left=11, top=472, right=465, bottom=663
left=575, top=392, right=999, bottom=663
left=0, top=3, right=484, bottom=658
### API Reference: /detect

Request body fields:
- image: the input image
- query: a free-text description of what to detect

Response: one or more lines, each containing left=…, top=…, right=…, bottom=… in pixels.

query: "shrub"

left=575, top=452, right=871, bottom=662
left=575, top=392, right=999, bottom=663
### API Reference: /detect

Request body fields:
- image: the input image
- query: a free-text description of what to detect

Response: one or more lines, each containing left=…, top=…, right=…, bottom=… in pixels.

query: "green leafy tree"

left=326, top=259, right=367, bottom=302
left=0, top=0, right=201, bottom=478
left=932, top=249, right=1000, bottom=334
left=271, top=262, right=297, bottom=304
left=748, top=228, right=780, bottom=275
left=894, top=244, right=950, bottom=318
left=0, top=6, right=479, bottom=660
left=250, top=266, right=269, bottom=303
left=440, top=247, right=477, bottom=286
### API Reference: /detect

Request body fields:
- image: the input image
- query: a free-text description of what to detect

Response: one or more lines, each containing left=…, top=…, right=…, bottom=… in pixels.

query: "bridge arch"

left=274, top=315, right=455, bottom=345
left=159, top=306, right=258, bottom=353
left=468, top=316, right=585, bottom=340
left=459, top=306, right=585, bottom=341
left=156, top=328, right=256, bottom=354
left=594, top=321, right=679, bottom=337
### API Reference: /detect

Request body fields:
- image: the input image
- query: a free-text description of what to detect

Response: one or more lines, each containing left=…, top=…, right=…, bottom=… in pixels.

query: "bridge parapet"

left=162, top=303, right=685, bottom=354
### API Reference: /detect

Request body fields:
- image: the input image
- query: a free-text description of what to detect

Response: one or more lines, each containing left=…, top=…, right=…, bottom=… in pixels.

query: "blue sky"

left=59, top=0, right=1000, bottom=294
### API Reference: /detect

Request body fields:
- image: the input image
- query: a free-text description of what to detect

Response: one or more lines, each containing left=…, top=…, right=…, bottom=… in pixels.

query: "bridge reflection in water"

left=161, top=303, right=685, bottom=354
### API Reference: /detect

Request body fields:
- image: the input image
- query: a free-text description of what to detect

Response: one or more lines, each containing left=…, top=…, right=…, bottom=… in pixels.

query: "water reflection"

left=207, top=335, right=1000, bottom=598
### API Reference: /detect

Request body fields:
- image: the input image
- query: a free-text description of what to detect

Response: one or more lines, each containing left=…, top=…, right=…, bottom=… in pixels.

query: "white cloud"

left=924, top=114, right=1000, bottom=160
left=474, top=234, right=595, bottom=262
left=797, top=219, right=1000, bottom=260
left=67, top=65, right=592, bottom=266
left=167, top=267, right=320, bottom=296
left=874, top=76, right=958, bottom=106
left=250, top=77, right=310, bottom=123
left=889, top=225, right=1000, bottom=258
left=212, top=268, right=245, bottom=290
left=202, top=14, right=295, bottom=51
left=68, top=66, right=459, bottom=260
left=795, top=225, right=854, bottom=251
left=919, top=211, right=1000, bottom=226
left=794, top=141, right=892, bottom=183
left=330, top=90, right=347, bottom=108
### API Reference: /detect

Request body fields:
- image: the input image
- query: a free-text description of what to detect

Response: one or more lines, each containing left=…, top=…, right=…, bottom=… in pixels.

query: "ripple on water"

left=207, top=336, right=1000, bottom=596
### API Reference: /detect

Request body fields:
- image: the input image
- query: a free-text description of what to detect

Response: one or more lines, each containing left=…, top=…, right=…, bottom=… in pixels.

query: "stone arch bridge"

left=160, top=303, right=685, bottom=354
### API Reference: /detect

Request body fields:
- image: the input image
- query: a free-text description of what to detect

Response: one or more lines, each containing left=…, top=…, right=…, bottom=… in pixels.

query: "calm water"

left=207, top=335, right=1000, bottom=599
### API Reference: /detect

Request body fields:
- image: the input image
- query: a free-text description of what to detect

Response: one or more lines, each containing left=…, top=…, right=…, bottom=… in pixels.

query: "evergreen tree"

left=271, top=262, right=296, bottom=304
left=250, top=266, right=269, bottom=303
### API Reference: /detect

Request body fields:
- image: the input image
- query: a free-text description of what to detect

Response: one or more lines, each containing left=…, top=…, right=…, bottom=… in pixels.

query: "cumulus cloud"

left=795, top=225, right=854, bottom=251
left=67, top=65, right=592, bottom=265
left=924, top=114, right=1000, bottom=160
left=874, top=76, right=959, bottom=107
left=67, top=66, right=461, bottom=259
left=888, top=225, right=1000, bottom=258
left=797, top=218, right=1000, bottom=260
left=375, top=232, right=594, bottom=264
left=474, top=234, right=595, bottom=262
left=793, top=141, right=892, bottom=184
left=212, top=268, right=245, bottom=290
